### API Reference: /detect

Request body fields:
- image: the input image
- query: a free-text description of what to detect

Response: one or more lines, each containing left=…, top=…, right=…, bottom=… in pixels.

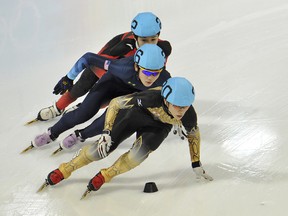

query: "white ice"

left=1, top=0, right=288, bottom=215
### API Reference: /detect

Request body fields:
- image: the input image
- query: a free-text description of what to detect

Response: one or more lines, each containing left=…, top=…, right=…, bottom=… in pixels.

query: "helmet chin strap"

left=135, top=38, right=140, bottom=49
left=163, top=99, right=173, bottom=116
left=163, top=99, right=168, bottom=106
left=132, top=35, right=139, bottom=49
left=134, top=63, right=140, bottom=73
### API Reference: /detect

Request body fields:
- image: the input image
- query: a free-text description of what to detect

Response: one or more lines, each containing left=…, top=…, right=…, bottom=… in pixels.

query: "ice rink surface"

left=1, top=0, right=288, bottom=215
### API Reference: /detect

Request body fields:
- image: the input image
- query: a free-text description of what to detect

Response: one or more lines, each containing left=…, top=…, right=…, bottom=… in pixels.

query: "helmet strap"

left=163, top=99, right=173, bottom=117
left=134, top=63, right=140, bottom=72
left=134, top=64, right=141, bottom=80
left=133, top=34, right=140, bottom=48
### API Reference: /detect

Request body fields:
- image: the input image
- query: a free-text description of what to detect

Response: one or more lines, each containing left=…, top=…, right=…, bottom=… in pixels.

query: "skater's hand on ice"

left=96, top=132, right=112, bottom=158
left=192, top=162, right=213, bottom=181
left=53, top=75, right=73, bottom=95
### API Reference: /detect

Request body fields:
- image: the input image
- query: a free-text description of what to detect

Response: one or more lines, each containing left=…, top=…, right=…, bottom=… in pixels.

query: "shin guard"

left=101, top=136, right=149, bottom=182
left=59, top=145, right=94, bottom=179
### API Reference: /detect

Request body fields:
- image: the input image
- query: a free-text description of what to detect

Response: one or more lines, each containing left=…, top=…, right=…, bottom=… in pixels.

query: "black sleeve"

left=109, top=38, right=136, bottom=57
left=181, top=106, right=198, bottom=132
left=100, top=34, right=136, bottom=57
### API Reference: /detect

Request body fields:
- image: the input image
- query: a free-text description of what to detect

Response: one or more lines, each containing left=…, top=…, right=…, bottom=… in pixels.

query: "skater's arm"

left=187, top=126, right=201, bottom=164
left=182, top=108, right=213, bottom=181
left=103, top=94, right=134, bottom=132
left=67, top=52, right=113, bottom=80
left=99, top=33, right=136, bottom=57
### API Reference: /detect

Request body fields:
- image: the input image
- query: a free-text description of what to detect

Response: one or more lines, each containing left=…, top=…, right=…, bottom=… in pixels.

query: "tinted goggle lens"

left=140, top=67, right=162, bottom=77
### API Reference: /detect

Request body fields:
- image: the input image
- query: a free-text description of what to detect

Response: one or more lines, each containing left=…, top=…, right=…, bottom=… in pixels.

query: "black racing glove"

left=53, top=75, right=73, bottom=95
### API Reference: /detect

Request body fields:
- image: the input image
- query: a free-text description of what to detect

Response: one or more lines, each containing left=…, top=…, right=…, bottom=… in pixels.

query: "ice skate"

left=51, top=130, right=84, bottom=155
left=80, top=189, right=91, bottom=200
left=37, top=169, right=64, bottom=192
left=20, top=142, right=34, bottom=153
left=37, top=102, right=63, bottom=121
left=31, top=129, right=53, bottom=148
left=22, top=128, right=53, bottom=153
left=81, top=172, right=105, bottom=200
left=25, top=118, right=39, bottom=125
left=47, top=169, right=64, bottom=185
left=36, top=181, right=49, bottom=192
left=51, top=145, right=63, bottom=155
left=21, top=129, right=54, bottom=153
left=25, top=102, right=63, bottom=125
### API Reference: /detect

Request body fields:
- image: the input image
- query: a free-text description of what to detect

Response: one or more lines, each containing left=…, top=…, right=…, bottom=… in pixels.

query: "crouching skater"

left=38, top=77, right=213, bottom=198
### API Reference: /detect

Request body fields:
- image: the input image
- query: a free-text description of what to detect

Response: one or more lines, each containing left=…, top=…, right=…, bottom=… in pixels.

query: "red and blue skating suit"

left=66, top=32, right=171, bottom=99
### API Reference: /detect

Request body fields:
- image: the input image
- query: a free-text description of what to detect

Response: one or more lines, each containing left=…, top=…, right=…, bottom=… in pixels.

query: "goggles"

left=139, top=66, right=162, bottom=77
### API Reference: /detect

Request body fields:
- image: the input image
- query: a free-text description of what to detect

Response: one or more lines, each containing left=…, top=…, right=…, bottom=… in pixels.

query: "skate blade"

left=20, top=143, right=34, bottom=154
left=51, top=147, right=63, bottom=156
left=25, top=118, right=39, bottom=126
left=37, top=181, right=49, bottom=193
left=80, top=189, right=91, bottom=200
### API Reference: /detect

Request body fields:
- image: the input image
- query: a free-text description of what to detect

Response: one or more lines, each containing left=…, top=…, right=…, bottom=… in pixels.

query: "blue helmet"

left=161, top=77, right=195, bottom=106
left=134, top=44, right=165, bottom=70
left=131, top=12, right=162, bottom=37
